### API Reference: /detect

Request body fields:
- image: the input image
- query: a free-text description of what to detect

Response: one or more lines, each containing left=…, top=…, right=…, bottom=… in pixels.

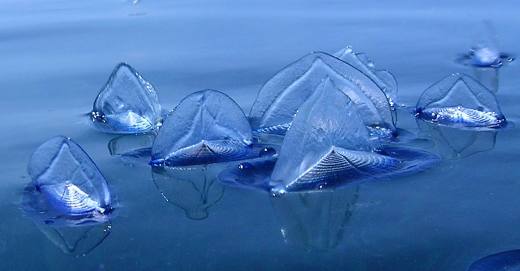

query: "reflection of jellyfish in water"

left=467, top=249, right=520, bottom=271
left=456, top=22, right=514, bottom=93
left=417, top=120, right=497, bottom=159
left=108, top=134, right=154, bottom=165
left=270, top=186, right=360, bottom=251
left=151, top=165, right=225, bottom=220
left=22, top=185, right=112, bottom=256
left=22, top=136, right=114, bottom=256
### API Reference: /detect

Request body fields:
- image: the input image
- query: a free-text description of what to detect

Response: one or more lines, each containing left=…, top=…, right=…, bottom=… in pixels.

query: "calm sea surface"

left=1, top=1, right=520, bottom=270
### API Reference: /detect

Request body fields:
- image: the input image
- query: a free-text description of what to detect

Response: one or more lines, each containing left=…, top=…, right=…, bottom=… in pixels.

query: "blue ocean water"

left=1, top=0, right=520, bottom=270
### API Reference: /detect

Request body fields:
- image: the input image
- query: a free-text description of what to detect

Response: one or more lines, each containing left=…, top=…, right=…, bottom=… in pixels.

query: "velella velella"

left=456, top=23, right=514, bottom=93
left=415, top=73, right=506, bottom=129
left=334, top=45, right=398, bottom=108
left=467, top=249, right=520, bottom=271
left=151, top=166, right=225, bottom=220
left=459, top=45, right=514, bottom=69
left=23, top=136, right=113, bottom=225
left=457, top=23, right=514, bottom=69
left=248, top=51, right=396, bottom=137
left=270, top=186, right=359, bottom=251
left=150, top=90, right=256, bottom=167
left=270, top=79, right=438, bottom=192
left=90, top=63, right=162, bottom=134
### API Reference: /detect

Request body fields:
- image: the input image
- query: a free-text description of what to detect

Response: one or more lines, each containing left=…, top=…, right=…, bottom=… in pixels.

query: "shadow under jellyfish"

left=22, top=136, right=114, bottom=255
left=248, top=51, right=396, bottom=139
left=90, top=63, right=163, bottom=134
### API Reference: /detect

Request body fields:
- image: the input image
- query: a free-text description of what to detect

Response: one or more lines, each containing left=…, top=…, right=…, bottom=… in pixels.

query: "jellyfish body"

left=24, top=136, right=112, bottom=225
left=248, top=51, right=395, bottom=137
left=150, top=90, right=256, bottom=167
left=415, top=73, right=506, bottom=129
left=91, top=63, right=162, bottom=134
left=467, top=249, right=520, bottom=271
left=270, top=79, right=438, bottom=192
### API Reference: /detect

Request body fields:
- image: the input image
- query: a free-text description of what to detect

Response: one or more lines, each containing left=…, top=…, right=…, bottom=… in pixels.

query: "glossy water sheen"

left=2, top=0, right=520, bottom=270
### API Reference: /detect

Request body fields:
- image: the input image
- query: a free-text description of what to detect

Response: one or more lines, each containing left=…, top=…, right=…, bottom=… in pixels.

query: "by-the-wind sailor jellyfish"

left=467, top=249, right=520, bottom=271
left=150, top=90, right=255, bottom=167
left=415, top=73, right=506, bottom=129
left=248, top=51, right=396, bottom=137
left=24, top=136, right=112, bottom=225
left=457, top=22, right=514, bottom=68
left=271, top=79, right=438, bottom=192
left=334, top=45, right=398, bottom=109
left=90, top=63, right=162, bottom=134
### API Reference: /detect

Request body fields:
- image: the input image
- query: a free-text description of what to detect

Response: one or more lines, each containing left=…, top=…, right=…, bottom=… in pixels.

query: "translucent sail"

left=151, top=90, right=254, bottom=166
left=334, top=46, right=398, bottom=107
left=91, top=63, right=161, bottom=134
left=249, top=52, right=395, bottom=136
left=270, top=79, right=375, bottom=190
left=415, top=73, right=506, bottom=128
left=271, top=79, right=438, bottom=191
left=26, top=136, right=112, bottom=220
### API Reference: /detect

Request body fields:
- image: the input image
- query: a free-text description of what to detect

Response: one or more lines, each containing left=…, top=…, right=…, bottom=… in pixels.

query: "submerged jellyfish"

left=415, top=73, right=506, bottom=129
left=270, top=79, right=438, bottom=192
left=467, top=249, right=520, bottom=271
left=248, top=51, right=395, bottom=137
left=90, top=63, right=162, bottom=134
left=150, top=90, right=256, bottom=167
left=334, top=45, right=398, bottom=108
left=152, top=166, right=225, bottom=220
left=23, top=136, right=112, bottom=225
left=270, top=186, right=359, bottom=251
